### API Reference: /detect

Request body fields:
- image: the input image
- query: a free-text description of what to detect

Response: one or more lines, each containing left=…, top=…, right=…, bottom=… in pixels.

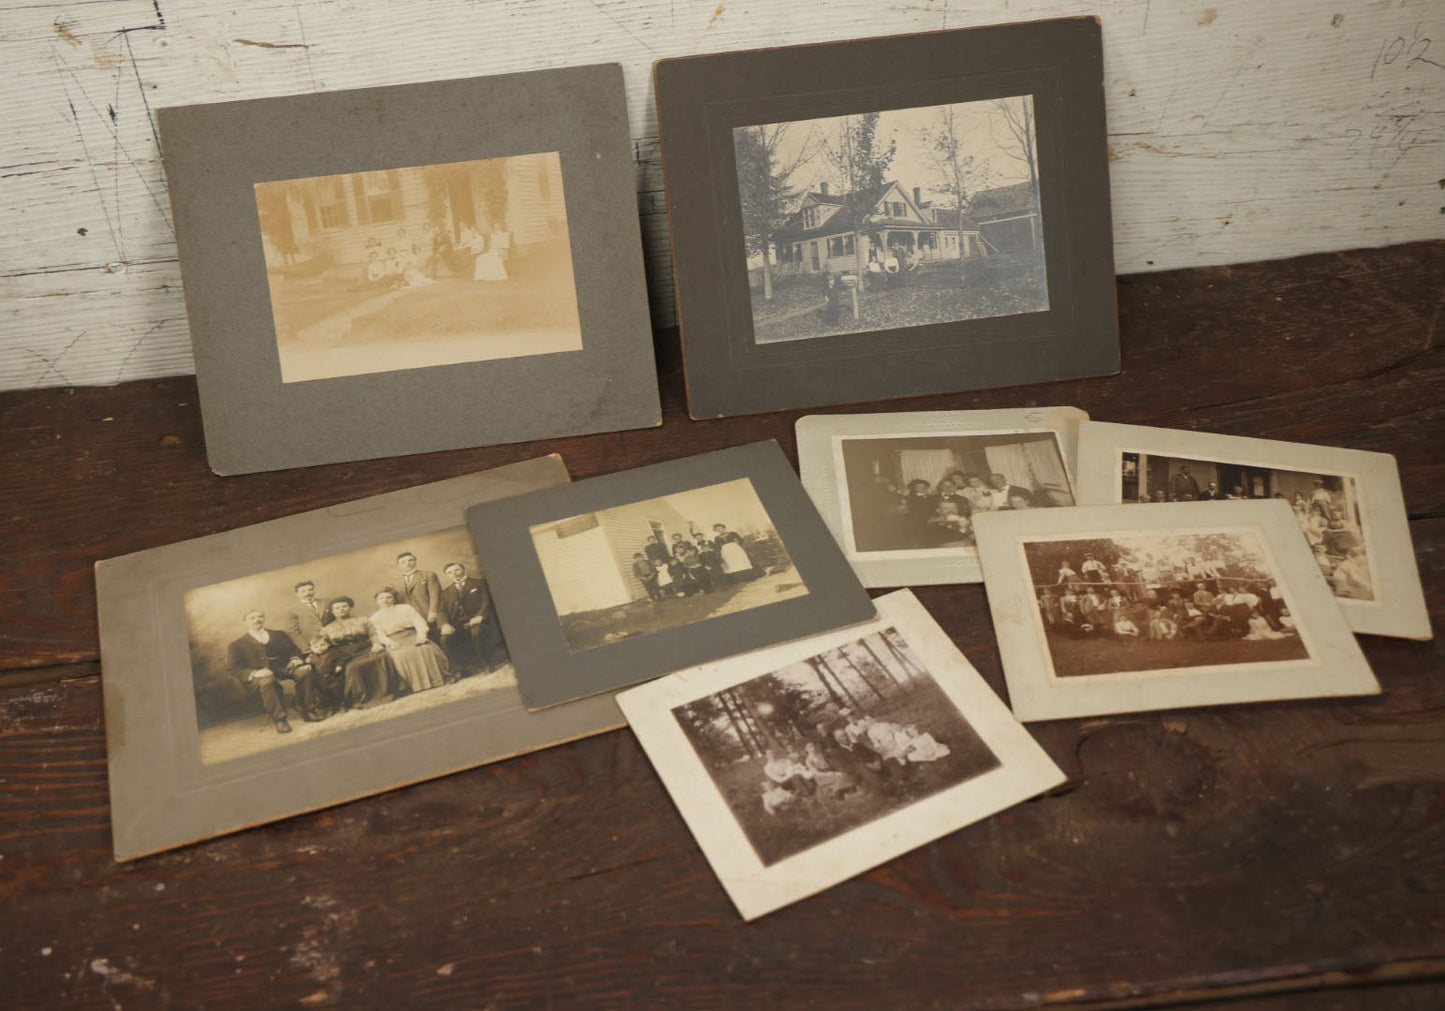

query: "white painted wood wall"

left=3, top=0, right=1442, bottom=391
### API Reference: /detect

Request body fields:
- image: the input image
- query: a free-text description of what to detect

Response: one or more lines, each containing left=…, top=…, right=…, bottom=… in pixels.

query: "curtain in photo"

left=898, top=449, right=956, bottom=488
left=984, top=441, right=1074, bottom=505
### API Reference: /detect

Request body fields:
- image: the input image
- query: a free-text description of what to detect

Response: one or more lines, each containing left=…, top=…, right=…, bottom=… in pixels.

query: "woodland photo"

left=733, top=95, right=1046, bottom=344
left=255, top=153, right=581, bottom=383
left=1024, top=530, right=1312, bottom=679
left=672, top=627, right=1000, bottom=866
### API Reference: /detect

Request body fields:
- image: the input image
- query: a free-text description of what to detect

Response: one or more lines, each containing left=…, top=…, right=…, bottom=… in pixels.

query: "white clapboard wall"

left=2, top=0, right=1441, bottom=391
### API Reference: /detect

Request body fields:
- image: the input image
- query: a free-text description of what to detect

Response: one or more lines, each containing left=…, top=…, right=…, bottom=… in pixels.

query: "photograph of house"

left=732, top=96, right=1047, bottom=345
left=254, top=152, right=582, bottom=383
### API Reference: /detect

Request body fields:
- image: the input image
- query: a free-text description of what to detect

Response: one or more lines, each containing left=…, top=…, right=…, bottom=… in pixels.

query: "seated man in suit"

left=438, top=562, right=509, bottom=677
left=227, top=609, right=321, bottom=734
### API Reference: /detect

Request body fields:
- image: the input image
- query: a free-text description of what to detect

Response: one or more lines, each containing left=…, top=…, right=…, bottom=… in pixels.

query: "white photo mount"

left=973, top=500, right=1381, bottom=723
left=616, top=589, right=1065, bottom=921
left=1073, top=421, right=1431, bottom=640
left=797, top=407, right=1088, bottom=588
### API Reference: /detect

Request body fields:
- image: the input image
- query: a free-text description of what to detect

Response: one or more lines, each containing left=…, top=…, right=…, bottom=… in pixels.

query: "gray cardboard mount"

left=97, top=456, right=626, bottom=861
left=654, top=18, right=1119, bottom=418
left=467, top=441, right=878, bottom=710
left=159, top=64, right=660, bottom=475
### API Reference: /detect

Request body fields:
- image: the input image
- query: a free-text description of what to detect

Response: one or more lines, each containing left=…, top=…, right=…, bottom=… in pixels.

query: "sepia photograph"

left=734, top=95, right=1046, bottom=345
left=672, top=626, right=1000, bottom=866
left=1118, top=451, right=1374, bottom=603
left=185, top=526, right=513, bottom=765
left=255, top=152, right=582, bottom=383
left=838, top=430, right=1074, bottom=555
left=530, top=477, right=809, bottom=653
left=1021, top=528, right=1312, bottom=679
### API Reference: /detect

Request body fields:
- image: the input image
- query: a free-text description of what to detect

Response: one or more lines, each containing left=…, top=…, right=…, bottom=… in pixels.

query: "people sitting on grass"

left=1042, top=579, right=1296, bottom=644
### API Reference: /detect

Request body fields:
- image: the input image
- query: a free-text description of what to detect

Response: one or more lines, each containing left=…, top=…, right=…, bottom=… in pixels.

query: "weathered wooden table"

left=2, top=241, right=1441, bottom=1009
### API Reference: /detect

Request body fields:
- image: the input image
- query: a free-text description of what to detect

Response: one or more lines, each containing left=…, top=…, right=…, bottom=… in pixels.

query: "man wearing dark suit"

left=987, top=473, right=1033, bottom=508
left=227, top=609, right=320, bottom=734
left=438, top=562, right=508, bottom=675
left=396, top=551, right=443, bottom=641
left=1171, top=466, right=1201, bottom=501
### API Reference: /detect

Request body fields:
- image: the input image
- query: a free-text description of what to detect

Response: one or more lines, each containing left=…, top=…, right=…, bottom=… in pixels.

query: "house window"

left=555, top=514, right=600, bottom=538
left=804, top=207, right=817, bottom=229
left=844, top=234, right=855, bottom=255
left=316, top=177, right=348, bottom=229
left=828, top=237, right=843, bottom=257
left=778, top=244, right=791, bottom=263
left=890, top=200, right=906, bottom=218
left=362, top=170, right=403, bottom=223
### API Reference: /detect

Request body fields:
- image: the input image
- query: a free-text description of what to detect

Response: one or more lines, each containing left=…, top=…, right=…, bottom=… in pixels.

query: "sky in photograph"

left=661, top=477, right=776, bottom=535
left=750, top=94, right=1037, bottom=208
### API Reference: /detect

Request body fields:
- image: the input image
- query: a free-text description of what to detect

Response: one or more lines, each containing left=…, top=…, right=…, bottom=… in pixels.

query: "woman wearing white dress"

left=1244, top=609, right=1289, bottom=640
left=712, top=523, right=756, bottom=578
left=369, top=587, right=449, bottom=693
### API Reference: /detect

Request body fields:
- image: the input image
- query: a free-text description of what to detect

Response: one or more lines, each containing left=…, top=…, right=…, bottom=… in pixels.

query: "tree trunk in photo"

left=811, top=655, right=861, bottom=711
left=761, top=241, right=774, bottom=300
left=857, top=640, right=902, bottom=687
left=825, top=649, right=884, bottom=704
left=808, top=656, right=847, bottom=710
left=838, top=649, right=888, bottom=700
left=720, top=692, right=760, bottom=757
left=880, top=630, right=926, bottom=681
left=737, top=691, right=776, bottom=750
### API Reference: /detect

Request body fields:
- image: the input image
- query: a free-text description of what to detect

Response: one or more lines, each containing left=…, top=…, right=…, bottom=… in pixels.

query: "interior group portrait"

left=839, top=430, right=1074, bottom=555
left=670, top=626, right=1001, bottom=866
left=734, top=94, right=1046, bottom=344
left=254, top=152, right=581, bottom=383
left=1023, top=529, right=1313, bottom=679
left=183, top=527, right=512, bottom=764
left=530, top=478, right=809, bottom=652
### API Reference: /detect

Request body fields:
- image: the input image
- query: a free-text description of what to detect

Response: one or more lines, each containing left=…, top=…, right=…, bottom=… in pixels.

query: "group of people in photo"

left=362, top=220, right=512, bottom=290
left=757, top=709, right=953, bottom=817
left=858, top=469, right=1060, bottom=549
left=1037, top=552, right=1297, bottom=645
left=628, top=524, right=759, bottom=602
left=224, top=551, right=506, bottom=735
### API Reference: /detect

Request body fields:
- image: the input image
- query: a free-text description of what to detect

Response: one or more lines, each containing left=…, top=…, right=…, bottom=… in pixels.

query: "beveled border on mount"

left=972, top=500, right=1381, bottom=723
left=1073, top=421, right=1432, bottom=641
left=797, top=406, right=1089, bottom=587
left=159, top=63, right=659, bottom=475
left=616, top=589, right=1065, bottom=921
left=96, top=456, right=627, bottom=862
left=467, top=441, right=877, bottom=711
left=654, top=17, right=1118, bottom=420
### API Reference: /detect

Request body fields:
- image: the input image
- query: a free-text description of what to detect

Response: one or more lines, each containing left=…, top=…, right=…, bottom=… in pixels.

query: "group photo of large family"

left=672, top=627, right=1001, bottom=865
left=254, top=152, right=581, bottom=383
left=1024, top=530, right=1312, bottom=679
left=840, top=431, right=1075, bottom=553
left=733, top=95, right=1048, bottom=344
left=184, top=527, right=511, bottom=764
left=531, top=478, right=809, bottom=653
left=1120, top=452, right=1374, bottom=602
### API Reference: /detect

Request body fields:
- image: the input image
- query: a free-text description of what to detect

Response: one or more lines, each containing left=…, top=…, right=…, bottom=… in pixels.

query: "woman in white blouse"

left=368, top=587, right=449, bottom=693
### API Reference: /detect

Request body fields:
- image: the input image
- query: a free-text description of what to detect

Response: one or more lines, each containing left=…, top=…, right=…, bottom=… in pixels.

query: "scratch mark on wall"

left=586, top=0, right=659, bottom=54
left=54, top=22, right=83, bottom=46
left=706, top=3, right=724, bottom=30
left=233, top=38, right=314, bottom=50
left=291, top=0, right=320, bottom=89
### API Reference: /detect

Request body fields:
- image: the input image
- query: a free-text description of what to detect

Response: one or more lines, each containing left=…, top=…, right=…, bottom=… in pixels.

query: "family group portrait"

left=733, top=94, right=1047, bottom=345
left=254, top=152, right=581, bottom=383
left=839, top=430, right=1074, bottom=554
left=1023, top=530, right=1312, bottom=679
left=530, top=478, right=808, bottom=653
left=1120, top=451, right=1373, bottom=602
left=184, top=527, right=511, bottom=764
left=671, top=627, right=1000, bottom=866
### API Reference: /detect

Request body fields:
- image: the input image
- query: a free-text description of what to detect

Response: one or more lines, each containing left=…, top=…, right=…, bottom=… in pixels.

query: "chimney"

left=819, top=181, right=829, bottom=196
left=913, top=186, right=922, bottom=206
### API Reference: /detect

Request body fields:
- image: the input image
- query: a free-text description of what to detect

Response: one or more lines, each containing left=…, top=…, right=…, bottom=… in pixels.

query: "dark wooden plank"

left=0, top=240, right=1440, bottom=672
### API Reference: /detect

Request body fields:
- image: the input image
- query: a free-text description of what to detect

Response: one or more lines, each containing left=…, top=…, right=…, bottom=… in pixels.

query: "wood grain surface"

left=0, top=241, right=1441, bottom=1008
left=3, top=0, right=1443, bottom=391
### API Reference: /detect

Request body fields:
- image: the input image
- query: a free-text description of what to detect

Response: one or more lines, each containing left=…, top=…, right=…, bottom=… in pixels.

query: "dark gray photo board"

left=654, top=18, right=1119, bottom=418
left=468, top=441, right=877, bottom=711
left=97, top=457, right=627, bottom=861
left=159, top=64, right=660, bottom=475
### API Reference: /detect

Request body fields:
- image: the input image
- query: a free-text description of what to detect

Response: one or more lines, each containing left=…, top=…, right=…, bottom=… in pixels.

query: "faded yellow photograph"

left=254, top=153, right=582, bottom=383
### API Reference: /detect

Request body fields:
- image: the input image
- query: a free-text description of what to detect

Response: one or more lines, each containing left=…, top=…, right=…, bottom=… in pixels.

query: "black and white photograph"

left=734, top=96, right=1046, bottom=345
left=1022, top=529, right=1311, bottom=679
left=671, top=626, right=1000, bottom=866
left=530, top=477, right=809, bottom=653
left=1118, top=451, right=1373, bottom=602
left=616, top=590, right=1065, bottom=920
left=185, top=527, right=512, bottom=764
left=838, top=430, right=1074, bottom=555
left=256, top=153, right=581, bottom=383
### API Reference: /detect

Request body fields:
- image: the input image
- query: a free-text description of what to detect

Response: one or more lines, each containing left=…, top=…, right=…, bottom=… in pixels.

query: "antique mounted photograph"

left=530, top=478, right=808, bottom=653
left=655, top=18, right=1118, bottom=419
left=159, top=64, right=659, bottom=475
left=1073, top=421, right=1432, bottom=640
left=972, top=501, right=1380, bottom=722
left=186, top=527, right=512, bottom=764
left=797, top=407, right=1087, bottom=586
left=468, top=441, right=876, bottom=711
left=737, top=96, right=1046, bottom=345
left=257, top=153, right=581, bottom=383
left=617, top=590, right=1064, bottom=920
left=96, top=458, right=629, bottom=861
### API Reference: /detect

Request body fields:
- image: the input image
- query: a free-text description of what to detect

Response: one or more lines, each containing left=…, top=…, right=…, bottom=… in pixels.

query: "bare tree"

left=917, top=105, right=993, bottom=273
left=991, top=96, right=1042, bottom=251
left=825, top=112, right=896, bottom=310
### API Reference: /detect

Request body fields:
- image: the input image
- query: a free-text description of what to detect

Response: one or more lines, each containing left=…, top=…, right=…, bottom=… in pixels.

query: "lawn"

left=750, top=252, right=1049, bottom=344
left=1044, top=630, right=1311, bottom=678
